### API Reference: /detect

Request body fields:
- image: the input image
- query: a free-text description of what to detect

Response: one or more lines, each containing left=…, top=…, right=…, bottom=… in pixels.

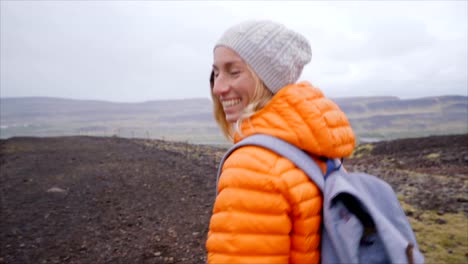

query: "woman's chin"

left=225, top=113, right=240, bottom=123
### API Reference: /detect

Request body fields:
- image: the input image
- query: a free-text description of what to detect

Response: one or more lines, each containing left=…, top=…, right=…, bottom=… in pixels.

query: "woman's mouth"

left=221, top=98, right=241, bottom=108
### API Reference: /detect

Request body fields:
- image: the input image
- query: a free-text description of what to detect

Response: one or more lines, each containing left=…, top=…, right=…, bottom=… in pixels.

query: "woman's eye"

left=230, top=71, right=240, bottom=76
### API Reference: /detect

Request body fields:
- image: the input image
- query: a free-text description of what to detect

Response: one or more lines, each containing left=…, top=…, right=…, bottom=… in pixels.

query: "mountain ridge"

left=1, top=95, right=466, bottom=143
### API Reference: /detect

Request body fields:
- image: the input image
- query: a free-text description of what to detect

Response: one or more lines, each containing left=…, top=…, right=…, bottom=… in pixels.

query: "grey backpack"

left=216, top=134, right=424, bottom=264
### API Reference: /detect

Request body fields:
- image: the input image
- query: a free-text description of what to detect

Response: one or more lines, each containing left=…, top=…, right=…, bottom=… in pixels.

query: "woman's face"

left=212, top=46, right=256, bottom=123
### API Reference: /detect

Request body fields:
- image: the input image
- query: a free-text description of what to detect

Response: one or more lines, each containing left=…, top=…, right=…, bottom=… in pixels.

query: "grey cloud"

left=322, top=19, right=436, bottom=61
left=0, top=2, right=219, bottom=101
left=1, top=1, right=466, bottom=102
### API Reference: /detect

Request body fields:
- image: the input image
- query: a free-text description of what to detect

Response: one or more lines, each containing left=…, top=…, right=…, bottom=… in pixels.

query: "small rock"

left=415, top=214, right=423, bottom=221
left=192, top=232, right=200, bottom=236
left=153, top=252, right=162, bottom=257
left=46, top=187, right=67, bottom=194
left=435, top=218, right=447, bottom=225
left=168, top=227, right=177, bottom=238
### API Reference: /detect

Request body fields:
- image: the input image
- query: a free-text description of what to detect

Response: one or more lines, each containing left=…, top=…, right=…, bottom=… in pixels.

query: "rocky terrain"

left=0, top=134, right=467, bottom=263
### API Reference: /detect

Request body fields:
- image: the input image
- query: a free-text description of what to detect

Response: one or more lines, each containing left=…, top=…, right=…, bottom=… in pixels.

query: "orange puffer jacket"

left=206, top=82, right=356, bottom=264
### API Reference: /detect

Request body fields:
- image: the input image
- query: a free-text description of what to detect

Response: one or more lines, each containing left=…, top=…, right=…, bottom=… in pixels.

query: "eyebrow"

left=212, top=61, right=243, bottom=71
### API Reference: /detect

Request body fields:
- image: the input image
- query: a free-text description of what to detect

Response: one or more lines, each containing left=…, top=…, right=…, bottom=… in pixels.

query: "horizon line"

left=1, top=93, right=467, bottom=104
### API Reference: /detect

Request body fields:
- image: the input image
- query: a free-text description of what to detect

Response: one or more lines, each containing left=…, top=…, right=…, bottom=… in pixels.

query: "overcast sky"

left=1, top=0, right=467, bottom=102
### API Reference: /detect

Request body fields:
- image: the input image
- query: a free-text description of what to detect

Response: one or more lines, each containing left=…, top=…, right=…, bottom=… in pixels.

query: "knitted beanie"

left=215, top=20, right=312, bottom=94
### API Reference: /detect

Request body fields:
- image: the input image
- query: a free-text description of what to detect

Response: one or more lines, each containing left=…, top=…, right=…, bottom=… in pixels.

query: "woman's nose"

left=212, top=75, right=229, bottom=96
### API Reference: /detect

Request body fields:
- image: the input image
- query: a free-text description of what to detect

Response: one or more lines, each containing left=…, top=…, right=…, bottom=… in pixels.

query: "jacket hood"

left=234, top=82, right=356, bottom=158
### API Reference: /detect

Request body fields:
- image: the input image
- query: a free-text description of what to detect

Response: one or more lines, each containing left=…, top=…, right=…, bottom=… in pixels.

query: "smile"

left=221, top=99, right=241, bottom=108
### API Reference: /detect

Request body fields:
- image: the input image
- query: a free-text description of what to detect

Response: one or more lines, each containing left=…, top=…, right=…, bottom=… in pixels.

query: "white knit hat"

left=214, top=20, right=312, bottom=94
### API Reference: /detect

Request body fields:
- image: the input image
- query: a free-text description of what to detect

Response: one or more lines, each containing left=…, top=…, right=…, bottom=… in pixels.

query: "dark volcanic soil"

left=0, top=134, right=467, bottom=263
left=0, top=137, right=218, bottom=264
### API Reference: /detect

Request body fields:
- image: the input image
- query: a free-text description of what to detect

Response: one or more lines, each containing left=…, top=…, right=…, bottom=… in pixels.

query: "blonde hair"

left=210, top=65, right=273, bottom=141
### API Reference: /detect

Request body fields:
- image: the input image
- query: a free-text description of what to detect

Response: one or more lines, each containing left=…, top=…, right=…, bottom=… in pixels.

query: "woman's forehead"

left=213, top=46, right=245, bottom=68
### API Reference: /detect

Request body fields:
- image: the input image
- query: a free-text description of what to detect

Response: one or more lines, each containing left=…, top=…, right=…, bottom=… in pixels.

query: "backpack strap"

left=216, top=134, right=325, bottom=195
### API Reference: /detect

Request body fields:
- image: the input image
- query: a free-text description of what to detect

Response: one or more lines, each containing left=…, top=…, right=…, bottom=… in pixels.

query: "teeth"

left=222, top=99, right=241, bottom=108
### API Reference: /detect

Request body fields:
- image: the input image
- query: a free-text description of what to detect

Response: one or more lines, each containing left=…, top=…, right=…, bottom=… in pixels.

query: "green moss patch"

left=402, top=202, right=468, bottom=264
left=350, top=143, right=374, bottom=158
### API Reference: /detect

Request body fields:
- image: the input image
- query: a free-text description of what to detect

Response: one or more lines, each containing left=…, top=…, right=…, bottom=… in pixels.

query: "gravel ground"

left=1, top=134, right=466, bottom=263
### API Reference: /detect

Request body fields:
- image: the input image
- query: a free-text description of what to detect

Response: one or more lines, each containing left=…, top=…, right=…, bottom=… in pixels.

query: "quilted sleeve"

left=206, top=146, right=292, bottom=264
left=281, top=165, right=322, bottom=264
left=206, top=146, right=322, bottom=264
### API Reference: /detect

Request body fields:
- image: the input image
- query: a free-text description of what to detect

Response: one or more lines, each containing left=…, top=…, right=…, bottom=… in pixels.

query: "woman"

left=206, top=20, right=356, bottom=264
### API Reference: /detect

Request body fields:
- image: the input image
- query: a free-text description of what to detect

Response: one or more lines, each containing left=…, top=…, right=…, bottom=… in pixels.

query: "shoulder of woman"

left=218, top=145, right=319, bottom=201
left=218, top=145, right=297, bottom=197
left=222, top=145, right=298, bottom=175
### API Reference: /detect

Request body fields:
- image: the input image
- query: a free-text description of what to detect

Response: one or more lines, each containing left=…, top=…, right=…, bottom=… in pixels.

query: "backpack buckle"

left=325, top=158, right=343, bottom=178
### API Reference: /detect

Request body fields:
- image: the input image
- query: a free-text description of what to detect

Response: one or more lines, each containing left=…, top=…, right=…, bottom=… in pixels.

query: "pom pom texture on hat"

left=215, top=20, right=312, bottom=94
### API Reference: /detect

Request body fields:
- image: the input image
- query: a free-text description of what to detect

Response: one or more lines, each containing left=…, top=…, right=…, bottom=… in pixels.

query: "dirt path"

left=1, top=137, right=219, bottom=263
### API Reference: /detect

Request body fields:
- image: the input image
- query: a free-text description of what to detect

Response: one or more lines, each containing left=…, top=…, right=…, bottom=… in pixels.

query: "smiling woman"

left=211, top=47, right=273, bottom=137
left=206, top=20, right=356, bottom=264
left=212, top=47, right=258, bottom=123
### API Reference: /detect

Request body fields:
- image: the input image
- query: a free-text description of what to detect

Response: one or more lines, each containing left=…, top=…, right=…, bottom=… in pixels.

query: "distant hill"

left=1, top=96, right=466, bottom=144
left=0, top=97, right=219, bottom=144
left=334, top=95, right=467, bottom=141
